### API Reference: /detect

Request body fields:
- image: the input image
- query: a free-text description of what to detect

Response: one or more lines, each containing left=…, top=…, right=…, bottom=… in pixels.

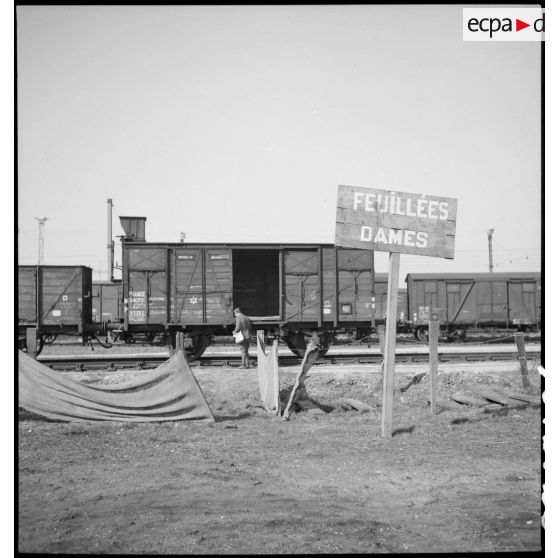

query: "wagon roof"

left=19, top=264, right=93, bottom=270
left=123, top=241, right=340, bottom=249
left=405, top=272, right=541, bottom=281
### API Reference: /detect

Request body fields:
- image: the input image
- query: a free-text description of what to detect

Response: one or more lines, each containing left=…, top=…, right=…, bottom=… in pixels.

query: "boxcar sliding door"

left=173, top=248, right=233, bottom=324
left=204, top=249, right=233, bottom=323
left=282, top=250, right=320, bottom=322
left=476, top=280, right=508, bottom=325
left=446, top=281, right=476, bottom=324
left=508, top=279, right=537, bottom=326
left=336, top=249, right=374, bottom=323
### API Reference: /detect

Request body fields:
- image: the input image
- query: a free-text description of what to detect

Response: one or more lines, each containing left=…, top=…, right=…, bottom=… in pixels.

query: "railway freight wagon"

left=406, top=272, right=541, bottom=341
left=120, top=234, right=378, bottom=357
left=370, top=274, right=410, bottom=332
left=18, top=265, right=95, bottom=354
left=92, top=281, right=124, bottom=325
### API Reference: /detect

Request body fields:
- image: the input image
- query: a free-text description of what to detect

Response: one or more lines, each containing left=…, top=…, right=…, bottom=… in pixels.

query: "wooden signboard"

left=335, top=185, right=458, bottom=438
left=336, top=185, right=457, bottom=259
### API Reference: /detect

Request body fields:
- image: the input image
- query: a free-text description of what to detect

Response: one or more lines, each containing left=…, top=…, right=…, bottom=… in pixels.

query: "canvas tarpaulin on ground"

left=18, top=350, right=215, bottom=422
left=256, top=337, right=280, bottom=415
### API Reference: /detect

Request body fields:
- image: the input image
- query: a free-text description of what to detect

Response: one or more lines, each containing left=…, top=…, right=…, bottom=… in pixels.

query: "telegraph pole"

left=35, top=217, right=48, bottom=265
left=487, top=228, right=494, bottom=272
left=107, top=199, right=114, bottom=281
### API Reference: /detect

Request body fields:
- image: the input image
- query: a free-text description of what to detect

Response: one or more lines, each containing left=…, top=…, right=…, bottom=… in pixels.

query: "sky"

left=16, top=4, right=541, bottom=284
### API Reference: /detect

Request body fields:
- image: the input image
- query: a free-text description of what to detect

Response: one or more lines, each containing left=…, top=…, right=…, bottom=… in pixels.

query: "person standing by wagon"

left=233, top=307, right=252, bottom=368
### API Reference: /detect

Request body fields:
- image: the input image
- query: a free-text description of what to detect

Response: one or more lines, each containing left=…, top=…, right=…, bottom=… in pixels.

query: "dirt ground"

left=18, top=357, right=542, bottom=554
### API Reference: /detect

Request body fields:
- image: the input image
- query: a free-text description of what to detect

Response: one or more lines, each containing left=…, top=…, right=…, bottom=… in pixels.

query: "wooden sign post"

left=378, top=324, right=386, bottom=357
left=335, top=185, right=457, bottom=438
left=514, top=332, right=532, bottom=392
left=381, top=252, right=400, bottom=438
left=429, top=317, right=440, bottom=415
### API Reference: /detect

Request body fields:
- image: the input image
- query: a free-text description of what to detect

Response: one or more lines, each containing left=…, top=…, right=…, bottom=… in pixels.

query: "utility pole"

left=35, top=217, right=48, bottom=265
left=487, top=228, right=494, bottom=272
left=179, top=232, right=185, bottom=243
left=107, top=199, right=114, bottom=281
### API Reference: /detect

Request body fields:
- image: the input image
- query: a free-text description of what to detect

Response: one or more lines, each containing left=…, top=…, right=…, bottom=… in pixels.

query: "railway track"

left=37, top=344, right=541, bottom=372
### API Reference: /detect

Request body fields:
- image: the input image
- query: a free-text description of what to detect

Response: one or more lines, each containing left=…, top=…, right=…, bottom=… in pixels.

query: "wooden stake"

left=283, top=338, right=320, bottom=420
left=514, top=332, right=532, bottom=391
left=429, top=318, right=439, bottom=415
left=381, top=252, right=400, bottom=439
left=175, top=332, right=184, bottom=355
left=26, top=328, right=38, bottom=359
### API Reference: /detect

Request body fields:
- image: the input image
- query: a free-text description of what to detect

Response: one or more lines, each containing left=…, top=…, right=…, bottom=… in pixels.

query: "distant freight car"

left=371, top=274, right=410, bottom=332
left=92, top=280, right=123, bottom=325
left=119, top=218, right=379, bottom=357
left=18, top=265, right=94, bottom=354
left=406, top=272, right=541, bottom=341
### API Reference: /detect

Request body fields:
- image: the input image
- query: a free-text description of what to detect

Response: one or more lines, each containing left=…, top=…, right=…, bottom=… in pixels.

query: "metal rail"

left=37, top=347, right=541, bottom=372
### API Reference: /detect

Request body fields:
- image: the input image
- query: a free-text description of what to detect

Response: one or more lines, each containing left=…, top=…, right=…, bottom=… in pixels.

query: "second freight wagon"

left=406, top=272, right=541, bottom=341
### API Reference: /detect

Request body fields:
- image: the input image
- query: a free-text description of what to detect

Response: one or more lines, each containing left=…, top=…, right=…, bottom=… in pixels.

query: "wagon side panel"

left=321, top=248, right=336, bottom=323
left=40, top=267, right=92, bottom=332
left=92, top=283, right=102, bottom=322
left=408, top=277, right=429, bottom=325
left=373, top=277, right=388, bottom=321
left=508, top=279, right=538, bottom=326
left=476, top=279, right=507, bottom=326
left=18, top=267, right=37, bottom=324
left=282, top=250, right=320, bottom=322
left=125, top=247, right=169, bottom=326
left=80, top=267, right=93, bottom=333
left=397, top=288, right=407, bottom=322
left=445, top=280, right=476, bottom=325
left=92, top=283, right=122, bottom=323
left=173, top=248, right=204, bottom=324
left=204, top=249, right=233, bottom=324
left=336, top=249, right=374, bottom=323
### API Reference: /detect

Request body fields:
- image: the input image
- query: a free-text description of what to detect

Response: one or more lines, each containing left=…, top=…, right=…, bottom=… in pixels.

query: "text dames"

left=353, top=192, right=450, bottom=249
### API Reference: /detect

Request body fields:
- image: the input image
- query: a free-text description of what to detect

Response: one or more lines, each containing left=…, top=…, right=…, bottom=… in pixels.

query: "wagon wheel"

left=449, top=327, right=467, bottom=341
left=414, top=326, right=429, bottom=343
left=42, top=334, right=57, bottom=345
left=21, top=335, right=45, bottom=356
left=123, top=332, right=136, bottom=344
left=183, top=334, right=209, bottom=361
left=167, top=333, right=209, bottom=361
